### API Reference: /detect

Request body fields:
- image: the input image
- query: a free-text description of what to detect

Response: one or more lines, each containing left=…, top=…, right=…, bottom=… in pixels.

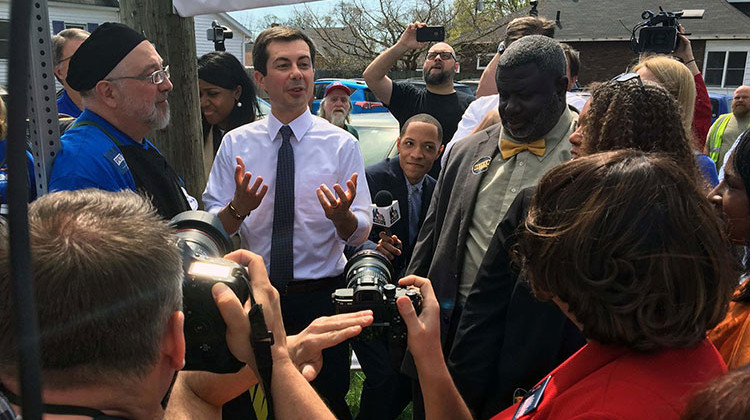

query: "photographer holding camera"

left=0, top=189, right=372, bottom=419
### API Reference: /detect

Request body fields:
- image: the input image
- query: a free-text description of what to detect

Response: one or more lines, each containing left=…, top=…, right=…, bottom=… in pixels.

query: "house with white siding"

left=0, top=0, right=253, bottom=87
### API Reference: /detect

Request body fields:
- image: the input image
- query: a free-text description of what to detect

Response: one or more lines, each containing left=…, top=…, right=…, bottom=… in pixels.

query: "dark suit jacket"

left=365, top=156, right=436, bottom=276
left=447, top=187, right=585, bottom=419
left=406, top=123, right=503, bottom=336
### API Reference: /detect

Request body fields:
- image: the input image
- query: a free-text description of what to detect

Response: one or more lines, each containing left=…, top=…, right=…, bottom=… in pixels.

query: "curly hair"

left=582, top=80, right=699, bottom=181
left=516, top=151, right=736, bottom=351
left=633, top=56, right=696, bottom=144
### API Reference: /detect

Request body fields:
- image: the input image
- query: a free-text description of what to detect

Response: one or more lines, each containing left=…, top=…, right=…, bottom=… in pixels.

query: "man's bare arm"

left=363, top=22, right=426, bottom=106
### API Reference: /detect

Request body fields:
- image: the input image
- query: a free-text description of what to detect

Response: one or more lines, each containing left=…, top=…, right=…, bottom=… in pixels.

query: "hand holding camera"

left=395, top=275, right=442, bottom=366
left=213, top=250, right=289, bottom=374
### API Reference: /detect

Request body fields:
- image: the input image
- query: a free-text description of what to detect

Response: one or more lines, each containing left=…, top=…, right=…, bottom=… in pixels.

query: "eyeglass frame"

left=106, top=65, right=171, bottom=85
left=426, top=51, right=456, bottom=61
left=611, top=72, right=646, bottom=93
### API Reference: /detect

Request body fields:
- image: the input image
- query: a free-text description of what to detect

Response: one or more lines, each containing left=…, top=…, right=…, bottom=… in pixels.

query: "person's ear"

left=53, top=65, right=64, bottom=84
left=396, top=136, right=403, bottom=154
left=96, top=80, right=118, bottom=108
left=438, top=144, right=445, bottom=155
left=233, top=85, right=242, bottom=101
left=162, top=311, right=186, bottom=370
left=254, top=71, right=266, bottom=93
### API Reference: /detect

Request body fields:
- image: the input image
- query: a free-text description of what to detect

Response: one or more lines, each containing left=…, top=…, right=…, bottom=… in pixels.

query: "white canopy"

left=172, top=0, right=320, bottom=17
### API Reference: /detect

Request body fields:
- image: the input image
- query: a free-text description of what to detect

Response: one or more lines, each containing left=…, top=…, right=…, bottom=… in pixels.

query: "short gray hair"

left=0, top=189, right=182, bottom=388
left=498, top=34, right=566, bottom=78
left=51, top=28, right=90, bottom=67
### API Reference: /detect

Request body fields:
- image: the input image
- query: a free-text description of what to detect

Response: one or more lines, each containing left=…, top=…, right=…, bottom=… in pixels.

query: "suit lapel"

left=419, top=177, right=435, bottom=231
left=456, top=125, right=501, bottom=269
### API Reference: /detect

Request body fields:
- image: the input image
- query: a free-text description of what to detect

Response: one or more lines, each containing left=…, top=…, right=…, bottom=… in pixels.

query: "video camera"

left=169, top=211, right=251, bottom=373
left=207, top=20, right=233, bottom=52
left=332, top=250, right=421, bottom=369
left=631, top=7, right=704, bottom=54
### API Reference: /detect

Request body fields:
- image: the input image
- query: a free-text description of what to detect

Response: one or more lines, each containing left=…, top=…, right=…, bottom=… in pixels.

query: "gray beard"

left=151, top=107, right=171, bottom=131
left=330, top=112, right=347, bottom=127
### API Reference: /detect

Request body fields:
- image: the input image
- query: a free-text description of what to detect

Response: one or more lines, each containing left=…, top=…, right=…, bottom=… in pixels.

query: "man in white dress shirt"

left=203, top=26, right=372, bottom=420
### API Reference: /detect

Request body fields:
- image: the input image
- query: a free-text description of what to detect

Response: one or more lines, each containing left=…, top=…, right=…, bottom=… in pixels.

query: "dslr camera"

left=333, top=250, right=422, bottom=368
left=631, top=8, right=704, bottom=54
left=169, top=211, right=250, bottom=373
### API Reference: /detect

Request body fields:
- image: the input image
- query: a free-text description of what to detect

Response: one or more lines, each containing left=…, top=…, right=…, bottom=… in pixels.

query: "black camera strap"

left=248, top=302, right=275, bottom=419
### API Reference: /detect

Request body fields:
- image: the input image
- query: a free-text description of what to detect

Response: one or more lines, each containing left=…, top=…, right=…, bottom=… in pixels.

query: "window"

left=64, top=23, right=86, bottom=30
left=0, top=20, right=9, bottom=60
left=704, top=50, right=748, bottom=88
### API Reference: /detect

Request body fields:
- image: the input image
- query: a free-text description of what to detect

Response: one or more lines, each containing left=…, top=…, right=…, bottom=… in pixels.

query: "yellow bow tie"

left=500, top=138, right=546, bottom=159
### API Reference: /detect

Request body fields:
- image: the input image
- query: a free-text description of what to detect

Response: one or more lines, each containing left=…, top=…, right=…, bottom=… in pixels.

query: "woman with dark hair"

left=708, top=128, right=750, bottom=370
left=198, top=51, right=260, bottom=174
left=399, top=150, right=735, bottom=420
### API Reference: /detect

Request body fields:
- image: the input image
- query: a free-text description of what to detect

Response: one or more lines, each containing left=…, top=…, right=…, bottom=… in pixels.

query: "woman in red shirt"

left=397, top=150, right=735, bottom=420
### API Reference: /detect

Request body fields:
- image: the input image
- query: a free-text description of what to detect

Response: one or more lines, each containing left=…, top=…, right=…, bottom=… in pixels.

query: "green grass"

left=346, top=369, right=413, bottom=419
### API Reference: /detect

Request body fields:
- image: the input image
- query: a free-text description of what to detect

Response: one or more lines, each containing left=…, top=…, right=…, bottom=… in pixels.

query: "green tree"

left=291, top=0, right=528, bottom=74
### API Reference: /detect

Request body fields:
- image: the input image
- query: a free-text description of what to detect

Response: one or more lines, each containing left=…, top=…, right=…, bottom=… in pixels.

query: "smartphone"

left=416, top=26, right=445, bottom=42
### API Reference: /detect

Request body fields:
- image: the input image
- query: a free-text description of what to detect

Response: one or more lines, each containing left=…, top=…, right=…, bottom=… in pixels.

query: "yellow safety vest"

left=707, top=113, right=733, bottom=164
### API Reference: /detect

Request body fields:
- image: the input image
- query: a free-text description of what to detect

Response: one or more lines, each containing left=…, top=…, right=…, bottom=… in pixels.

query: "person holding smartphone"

left=363, top=22, right=474, bottom=179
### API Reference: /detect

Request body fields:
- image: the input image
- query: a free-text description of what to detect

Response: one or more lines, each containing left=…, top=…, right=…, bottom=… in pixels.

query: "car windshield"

left=349, top=114, right=400, bottom=166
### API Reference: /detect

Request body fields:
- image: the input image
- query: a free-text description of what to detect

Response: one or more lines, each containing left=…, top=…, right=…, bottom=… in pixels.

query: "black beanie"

left=66, top=22, right=147, bottom=91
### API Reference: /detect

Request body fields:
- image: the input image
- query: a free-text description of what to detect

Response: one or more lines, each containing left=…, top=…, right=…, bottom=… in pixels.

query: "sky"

left=228, top=0, right=338, bottom=32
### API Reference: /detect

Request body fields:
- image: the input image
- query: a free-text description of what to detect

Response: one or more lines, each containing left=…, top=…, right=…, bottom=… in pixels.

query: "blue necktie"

left=270, top=125, right=295, bottom=285
left=408, top=184, right=420, bottom=245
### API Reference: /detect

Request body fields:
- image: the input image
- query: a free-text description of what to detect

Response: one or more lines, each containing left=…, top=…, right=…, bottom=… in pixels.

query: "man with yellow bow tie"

left=404, top=37, right=576, bottom=411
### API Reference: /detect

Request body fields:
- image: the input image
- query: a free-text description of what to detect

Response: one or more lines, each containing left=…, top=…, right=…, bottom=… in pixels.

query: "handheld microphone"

left=370, top=190, right=400, bottom=237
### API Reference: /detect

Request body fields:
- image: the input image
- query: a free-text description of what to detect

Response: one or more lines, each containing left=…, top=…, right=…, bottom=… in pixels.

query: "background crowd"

left=1, top=8, right=750, bottom=420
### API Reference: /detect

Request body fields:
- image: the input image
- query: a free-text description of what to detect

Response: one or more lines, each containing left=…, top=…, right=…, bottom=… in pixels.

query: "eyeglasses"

left=107, top=65, right=170, bottom=85
left=426, top=52, right=456, bottom=61
left=611, top=72, right=645, bottom=92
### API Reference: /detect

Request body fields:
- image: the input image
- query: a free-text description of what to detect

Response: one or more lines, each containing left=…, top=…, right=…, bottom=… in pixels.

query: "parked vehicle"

left=348, top=112, right=399, bottom=166
left=312, top=79, right=387, bottom=115
left=457, top=79, right=480, bottom=96
left=709, top=92, right=733, bottom=123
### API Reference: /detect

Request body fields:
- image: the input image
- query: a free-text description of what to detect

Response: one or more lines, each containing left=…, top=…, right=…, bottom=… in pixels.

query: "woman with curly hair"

left=570, top=76, right=696, bottom=172
left=633, top=56, right=718, bottom=186
left=400, top=150, right=735, bottom=420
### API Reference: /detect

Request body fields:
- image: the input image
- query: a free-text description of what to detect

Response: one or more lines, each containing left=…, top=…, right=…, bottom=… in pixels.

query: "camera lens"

left=345, top=250, right=395, bottom=303
left=169, top=210, right=233, bottom=258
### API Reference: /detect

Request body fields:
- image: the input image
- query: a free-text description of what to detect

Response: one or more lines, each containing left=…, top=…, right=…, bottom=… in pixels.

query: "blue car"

left=311, top=79, right=388, bottom=115
left=709, top=92, right=733, bottom=123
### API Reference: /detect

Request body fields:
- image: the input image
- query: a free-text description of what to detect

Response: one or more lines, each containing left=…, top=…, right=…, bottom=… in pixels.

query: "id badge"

left=512, top=375, right=551, bottom=420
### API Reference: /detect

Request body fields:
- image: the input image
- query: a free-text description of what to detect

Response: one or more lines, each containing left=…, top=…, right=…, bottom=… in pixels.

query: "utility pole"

left=119, top=0, right=206, bottom=205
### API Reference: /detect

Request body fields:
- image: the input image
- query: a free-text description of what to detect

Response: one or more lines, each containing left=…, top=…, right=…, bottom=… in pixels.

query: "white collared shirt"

left=203, top=110, right=372, bottom=279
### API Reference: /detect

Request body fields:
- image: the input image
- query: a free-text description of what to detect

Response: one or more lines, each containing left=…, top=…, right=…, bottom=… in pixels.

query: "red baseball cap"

left=324, top=81, right=352, bottom=97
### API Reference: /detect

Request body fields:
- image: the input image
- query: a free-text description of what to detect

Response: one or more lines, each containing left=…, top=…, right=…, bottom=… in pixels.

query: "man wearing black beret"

left=48, top=22, right=194, bottom=219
